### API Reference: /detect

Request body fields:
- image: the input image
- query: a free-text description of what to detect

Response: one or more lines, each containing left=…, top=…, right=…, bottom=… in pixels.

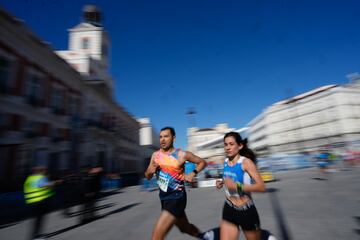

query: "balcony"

left=0, top=130, right=25, bottom=144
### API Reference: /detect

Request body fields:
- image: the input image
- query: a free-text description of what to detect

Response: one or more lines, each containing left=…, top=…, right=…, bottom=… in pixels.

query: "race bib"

left=157, top=171, right=170, bottom=192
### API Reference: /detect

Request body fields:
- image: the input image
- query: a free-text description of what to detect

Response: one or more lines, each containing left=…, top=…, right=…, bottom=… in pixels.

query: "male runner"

left=145, top=126, right=207, bottom=240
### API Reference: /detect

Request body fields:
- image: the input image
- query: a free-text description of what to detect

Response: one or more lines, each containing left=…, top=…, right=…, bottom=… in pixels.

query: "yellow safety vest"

left=23, top=174, right=54, bottom=204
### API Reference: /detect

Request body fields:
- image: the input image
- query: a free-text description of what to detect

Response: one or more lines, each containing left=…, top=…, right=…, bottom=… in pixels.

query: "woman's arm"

left=242, top=158, right=266, bottom=192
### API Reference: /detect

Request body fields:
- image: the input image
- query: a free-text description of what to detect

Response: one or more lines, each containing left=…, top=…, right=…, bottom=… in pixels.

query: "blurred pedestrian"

left=61, top=169, right=80, bottom=217
left=79, top=165, right=103, bottom=224
left=23, top=166, right=60, bottom=240
left=316, top=148, right=330, bottom=175
left=144, top=126, right=208, bottom=240
left=91, top=166, right=103, bottom=199
left=215, top=132, right=266, bottom=240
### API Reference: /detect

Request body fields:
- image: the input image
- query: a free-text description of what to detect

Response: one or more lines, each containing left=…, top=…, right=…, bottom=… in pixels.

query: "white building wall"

left=138, top=118, right=156, bottom=146
left=55, top=51, right=90, bottom=74
left=69, top=29, right=103, bottom=57
left=187, top=124, right=235, bottom=161
left=247, top=83, right=360, bottom=156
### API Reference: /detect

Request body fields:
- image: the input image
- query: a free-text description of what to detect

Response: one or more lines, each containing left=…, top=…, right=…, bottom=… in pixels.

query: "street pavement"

left=1, top=166, right=359, bottom=240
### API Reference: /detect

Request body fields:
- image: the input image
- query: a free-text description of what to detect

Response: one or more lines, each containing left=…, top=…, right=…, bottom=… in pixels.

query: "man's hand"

left=184, top=172, right=196, bottom=182
left=145, top=159, right=159, bottom=180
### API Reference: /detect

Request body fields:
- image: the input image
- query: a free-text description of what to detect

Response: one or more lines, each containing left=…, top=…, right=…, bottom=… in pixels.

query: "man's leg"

left=175, top=212, right=201, bottom=237
left=152, top=210, right=177, bottom=240
left=243, top=230, right=261, bottom=240
left=32, top=202, right=46, bottom=239
left=30, top=204, right=40, bottom=240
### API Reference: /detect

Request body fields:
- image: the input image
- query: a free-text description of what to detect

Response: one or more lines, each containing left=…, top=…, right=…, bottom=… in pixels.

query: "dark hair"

left=223, top=131, right=257, bottom=164
left=160, top=126, right=176, bottom=137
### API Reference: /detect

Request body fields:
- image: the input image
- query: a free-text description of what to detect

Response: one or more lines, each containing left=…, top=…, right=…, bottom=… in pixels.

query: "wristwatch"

left=192, top=169, right=198, bottom=175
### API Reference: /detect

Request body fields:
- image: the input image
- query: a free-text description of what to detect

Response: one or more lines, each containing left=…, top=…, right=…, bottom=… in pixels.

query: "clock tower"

left=57, top=5, right=113, bottom=97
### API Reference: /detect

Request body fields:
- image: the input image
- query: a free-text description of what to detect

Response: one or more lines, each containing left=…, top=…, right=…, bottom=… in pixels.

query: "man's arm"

left=183, top=151, right=207, bottom=182
left=144, top=153, right=159, bottom=180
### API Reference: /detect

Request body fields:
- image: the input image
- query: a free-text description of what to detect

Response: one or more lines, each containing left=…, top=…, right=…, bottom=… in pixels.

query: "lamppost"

left=186, top=107, right=197, bottom=128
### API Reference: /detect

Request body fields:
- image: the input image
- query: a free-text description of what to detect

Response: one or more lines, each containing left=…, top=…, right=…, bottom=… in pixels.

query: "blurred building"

left=187, top=124, right=236, bottom=164
left=0, top=6, right=141, bottom=192
left=138, top=118, right=160, bottom=171
left=247, top=77, right=360, bottom=156
left=56, top=5, right=113, bottom=97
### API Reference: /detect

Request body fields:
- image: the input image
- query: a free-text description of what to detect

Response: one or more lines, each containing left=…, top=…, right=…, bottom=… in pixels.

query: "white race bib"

left=157, top=172, right=170, bottom=192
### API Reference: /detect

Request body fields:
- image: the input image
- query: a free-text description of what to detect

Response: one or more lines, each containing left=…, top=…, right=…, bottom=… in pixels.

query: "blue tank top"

left=223, top=156, right=252, bottom=198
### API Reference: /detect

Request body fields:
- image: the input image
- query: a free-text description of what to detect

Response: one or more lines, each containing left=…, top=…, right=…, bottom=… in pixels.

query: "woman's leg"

left=220, top=220, right=239, bottom=240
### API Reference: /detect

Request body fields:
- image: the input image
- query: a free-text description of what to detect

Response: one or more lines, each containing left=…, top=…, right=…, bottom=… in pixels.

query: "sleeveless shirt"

left=154, top=149, right=185, bottom=200
left=223, top=156, right=252, bottom=198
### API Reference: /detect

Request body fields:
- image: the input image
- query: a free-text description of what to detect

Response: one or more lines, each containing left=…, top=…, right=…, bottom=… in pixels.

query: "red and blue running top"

left=154, top=149, right=186, bottom=200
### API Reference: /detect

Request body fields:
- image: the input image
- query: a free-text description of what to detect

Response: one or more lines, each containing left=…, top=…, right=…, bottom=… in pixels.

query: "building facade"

left=138, top=118, right=160, bottom=171
left=247, top=79, right=360, bottom=156
left=187, top=124, right=236, bottom=164
left=56, top=5, right=113, bottom=97
left=0, top=6, right=141, bottom=191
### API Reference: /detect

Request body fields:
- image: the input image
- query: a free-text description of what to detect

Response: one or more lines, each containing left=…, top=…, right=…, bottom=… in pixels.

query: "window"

left=51, top=86, right=63, bottom=113
left=68, top=95, right=75, bottom=115
left=68, top=95, right=80, bottom=116
left=0, top=112, right=10, bottom=135
left=25, top=71, right=43, bottom=106
left=0, top=54, right=16, bottom=94
left=82, top=38, right=90, bottom=49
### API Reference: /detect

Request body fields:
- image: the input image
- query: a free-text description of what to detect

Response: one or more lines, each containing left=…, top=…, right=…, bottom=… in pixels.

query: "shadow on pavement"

left=311, top=177, right=328, bottom=181
left=0, top=221, right=20, bottom=229
left=44, top=203, right=140, bottom=238
left=355, top=216, right=360, bottom=236
left=267, top=188, right=292, bottom=240
left=68, top=202, right=116, bottom=217
left=98, top=189, right=124, bottom=199
left=0, top=190, right=124, bottom=228
left=101, top=203, right=140, bottom=216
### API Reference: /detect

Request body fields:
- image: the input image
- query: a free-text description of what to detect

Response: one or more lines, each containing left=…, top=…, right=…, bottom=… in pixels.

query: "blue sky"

left=2, top=0, right=360, bottom=148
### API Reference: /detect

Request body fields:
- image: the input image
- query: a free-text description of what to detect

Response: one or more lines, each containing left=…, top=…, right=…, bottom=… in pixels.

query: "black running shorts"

left=222, top=201, right=260, bottom=231
left=160, top=194, right=187, bottom=218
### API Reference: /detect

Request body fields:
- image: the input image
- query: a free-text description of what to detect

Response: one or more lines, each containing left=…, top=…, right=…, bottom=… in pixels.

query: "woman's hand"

left=224, top=178, right=237, bottom=191
left=224, top=178, right=244, bottom=194
left=216, top=179, right=224, bottom=189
